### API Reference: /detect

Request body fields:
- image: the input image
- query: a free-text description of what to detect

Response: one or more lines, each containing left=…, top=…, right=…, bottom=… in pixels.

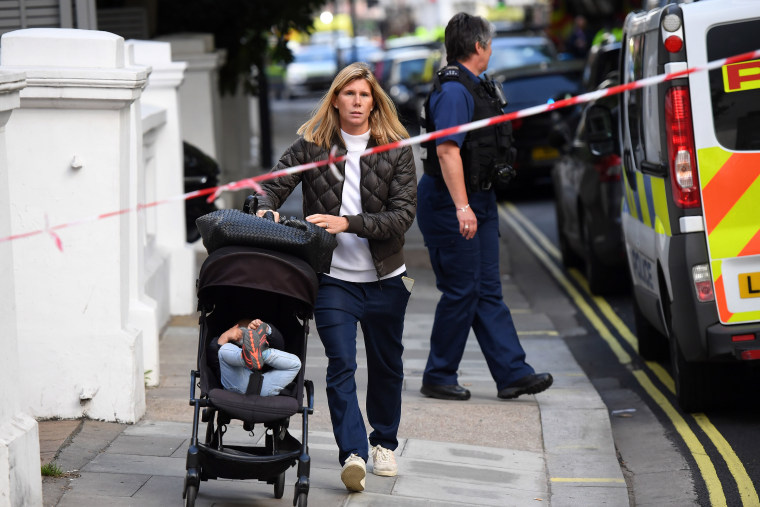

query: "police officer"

left=417, top=12, right=553, bottom=401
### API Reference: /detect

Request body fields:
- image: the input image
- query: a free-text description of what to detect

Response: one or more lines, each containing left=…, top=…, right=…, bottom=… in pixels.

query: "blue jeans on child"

left=218, top=344, right=301, bottom=396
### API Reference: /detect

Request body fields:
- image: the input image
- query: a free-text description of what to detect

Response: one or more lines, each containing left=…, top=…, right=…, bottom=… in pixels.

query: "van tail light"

left=662, top=14, right=684, bottom=53
left=692, top=264, right=714, bottom=302
left=665, top=86, right=700, bottom=208
left=740, top=350, right=760, bottom=360
left=594, top=154, right=622, bottom=183
left=664, top=36, right=683, bottom=53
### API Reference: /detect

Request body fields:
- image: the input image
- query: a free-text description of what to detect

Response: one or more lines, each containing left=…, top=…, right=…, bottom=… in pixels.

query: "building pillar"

left=1, top=28, right=150, bottom=422
left=128, top=40, right=194, bottom=318
left=154, top=33, right=224, bottom=163
left=0, top=68, right=42, bottom=507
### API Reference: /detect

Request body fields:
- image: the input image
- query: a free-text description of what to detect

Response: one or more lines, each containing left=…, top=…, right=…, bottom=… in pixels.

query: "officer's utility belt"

left=423, top=161, right=498, bottom=193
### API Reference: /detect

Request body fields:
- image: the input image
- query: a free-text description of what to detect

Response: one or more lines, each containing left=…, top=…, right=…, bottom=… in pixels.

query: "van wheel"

left=670, top=336, right=714, bottom=413
left=633, top=296, right=668, bottom=361
left=665, top=295, right=716, bottom=412
left=582, top=216, right=615, bottom=295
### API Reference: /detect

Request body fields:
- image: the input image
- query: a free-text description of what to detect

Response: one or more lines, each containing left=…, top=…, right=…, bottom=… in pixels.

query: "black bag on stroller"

left=183, top=242, right=320, bottom=507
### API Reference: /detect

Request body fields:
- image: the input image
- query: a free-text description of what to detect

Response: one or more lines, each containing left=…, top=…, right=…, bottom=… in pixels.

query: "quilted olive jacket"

left=258, top=135, right=417, bottom=278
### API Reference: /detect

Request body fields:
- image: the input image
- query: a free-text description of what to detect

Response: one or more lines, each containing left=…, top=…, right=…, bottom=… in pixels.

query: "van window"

left=623, top=34, right=646, bottom=169
left=642, top=34, right=662, bottom=164
left=707, top=19, right=760, bottom=151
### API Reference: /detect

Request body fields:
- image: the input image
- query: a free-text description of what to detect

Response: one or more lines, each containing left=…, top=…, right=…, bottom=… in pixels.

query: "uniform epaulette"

left=437, top=65, right=460, bottom=82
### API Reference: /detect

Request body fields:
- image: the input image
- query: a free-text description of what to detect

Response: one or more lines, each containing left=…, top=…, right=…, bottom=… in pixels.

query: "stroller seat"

left=206, top=388, right=300, bottom=423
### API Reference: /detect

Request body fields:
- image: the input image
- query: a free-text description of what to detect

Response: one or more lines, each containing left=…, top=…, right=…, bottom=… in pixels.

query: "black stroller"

left=183, top=242, right=319, bottom=507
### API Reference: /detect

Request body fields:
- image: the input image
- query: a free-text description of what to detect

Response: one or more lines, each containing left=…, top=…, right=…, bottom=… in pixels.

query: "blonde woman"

left=257, top=63, right=417, bottom=492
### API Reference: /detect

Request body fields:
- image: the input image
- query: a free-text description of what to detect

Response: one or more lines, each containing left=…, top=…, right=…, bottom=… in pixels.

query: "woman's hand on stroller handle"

left=255, top=209, right=280, bottom=222
left=306, top=214, right=348, bottom=235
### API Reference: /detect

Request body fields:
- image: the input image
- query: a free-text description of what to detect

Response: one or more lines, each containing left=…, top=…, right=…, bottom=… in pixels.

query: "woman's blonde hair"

left=298, top=62, right=409, bottom=149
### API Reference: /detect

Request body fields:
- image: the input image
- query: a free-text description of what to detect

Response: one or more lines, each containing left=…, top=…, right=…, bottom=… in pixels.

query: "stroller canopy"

left=198, top=245, right=319, bottom=313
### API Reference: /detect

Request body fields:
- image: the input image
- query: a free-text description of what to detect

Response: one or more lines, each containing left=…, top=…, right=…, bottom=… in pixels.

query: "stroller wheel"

left=184, top=484, right=198, bottom=507
left=296, top=491, right=308, bottom=507
left=274, top=471, right=285, bottom=499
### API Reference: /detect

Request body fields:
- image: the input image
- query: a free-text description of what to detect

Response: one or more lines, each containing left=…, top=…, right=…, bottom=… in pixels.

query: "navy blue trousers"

left=416, top=174, right=534, bottom=391
left=314, top=273, right=410, bottom=465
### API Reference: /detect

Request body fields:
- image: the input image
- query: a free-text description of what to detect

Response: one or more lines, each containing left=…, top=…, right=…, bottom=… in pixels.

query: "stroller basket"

left=184, top=244, right=319, bottom=507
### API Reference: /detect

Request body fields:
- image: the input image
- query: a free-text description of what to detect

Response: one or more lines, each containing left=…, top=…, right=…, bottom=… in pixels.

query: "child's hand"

left=218, top=325, right=244, bottom=346
left=248, top=319, right=263, bottom=330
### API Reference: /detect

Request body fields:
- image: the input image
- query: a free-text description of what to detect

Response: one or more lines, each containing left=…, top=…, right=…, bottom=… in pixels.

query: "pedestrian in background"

left=417, top=12, right=553, bottom=402
left=256, top=62, right=417, bottom=492
left=566, top=15, right=591, bottom=59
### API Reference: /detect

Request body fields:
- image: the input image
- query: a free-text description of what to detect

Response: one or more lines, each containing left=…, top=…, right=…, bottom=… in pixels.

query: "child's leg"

left=218, top=343, right=251, bottom=394
left=260, top=349, right=302, bottom=396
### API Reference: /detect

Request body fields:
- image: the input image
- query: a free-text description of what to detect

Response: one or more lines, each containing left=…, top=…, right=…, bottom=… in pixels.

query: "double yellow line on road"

left=499, top=202, right=758, bottom=507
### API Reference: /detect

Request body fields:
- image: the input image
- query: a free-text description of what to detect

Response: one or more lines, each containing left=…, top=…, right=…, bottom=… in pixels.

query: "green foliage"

left=41, top=462, right=63, bottom=477
left=155, top=0, right=329, bottom=95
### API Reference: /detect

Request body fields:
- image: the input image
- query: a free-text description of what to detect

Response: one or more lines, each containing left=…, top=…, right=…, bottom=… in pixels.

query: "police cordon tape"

left=2, top=47, right=760, bottom=251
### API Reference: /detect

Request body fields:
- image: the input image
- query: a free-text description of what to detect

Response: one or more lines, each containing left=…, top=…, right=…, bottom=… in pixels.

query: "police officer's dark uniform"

left=416, top=62, right=552, bottom=400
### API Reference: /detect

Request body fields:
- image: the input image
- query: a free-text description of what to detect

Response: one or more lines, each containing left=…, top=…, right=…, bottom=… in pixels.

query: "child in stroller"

left=184, top=245, right=320, bottom=507
left=216, top=318, right=301, bottom=396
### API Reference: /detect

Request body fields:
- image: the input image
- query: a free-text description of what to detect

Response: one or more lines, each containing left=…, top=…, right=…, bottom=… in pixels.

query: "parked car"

left=487, top=34, right=559, bottom=74
left=492, top=59, right=583, bottom=194
left=371, top=45, right=442, bottom=128
left=551, top=74, right=626, bottom=295
left=283, top=44, right=337, bottom=99
left=581, top=40, right=621, bottom=92
left=558, top=40, right=622, bottom=138
left=337, top=36, right=383, bottom=66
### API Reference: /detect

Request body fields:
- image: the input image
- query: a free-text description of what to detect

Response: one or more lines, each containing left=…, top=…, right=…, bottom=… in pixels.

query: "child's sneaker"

left=370, top=444, right=397, bottom=476
left=241, top=325, right=270, bottom=370
left=340, top=454, right=366, bottom=492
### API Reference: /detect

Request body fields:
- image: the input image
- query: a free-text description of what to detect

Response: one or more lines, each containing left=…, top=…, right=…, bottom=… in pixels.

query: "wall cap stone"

left=1, top=28, right=126, bottom=69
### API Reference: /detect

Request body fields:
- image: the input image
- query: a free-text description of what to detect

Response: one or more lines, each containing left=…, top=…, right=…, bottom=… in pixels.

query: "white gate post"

left=154, top=33, right=224, bottom=163
left=1, top=28, right=150, bottom=422
left=0, top=69, right=43, bottom=507
left=128, top=40, right=195, bottom=317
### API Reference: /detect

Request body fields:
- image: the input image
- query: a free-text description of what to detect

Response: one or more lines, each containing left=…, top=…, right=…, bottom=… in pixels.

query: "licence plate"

left=532, top=146, right=559, bottom=161
left=738, top=271, right=760, bottom=299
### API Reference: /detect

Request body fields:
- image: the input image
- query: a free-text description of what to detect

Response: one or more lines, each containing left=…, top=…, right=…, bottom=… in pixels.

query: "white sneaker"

left=371, top=445, right=398, bottom=477
left=341, top=453, right=366, bottom=492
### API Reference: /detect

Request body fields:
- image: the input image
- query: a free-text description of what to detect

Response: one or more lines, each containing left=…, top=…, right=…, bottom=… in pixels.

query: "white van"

left=618, top=0, right=760, bottom=411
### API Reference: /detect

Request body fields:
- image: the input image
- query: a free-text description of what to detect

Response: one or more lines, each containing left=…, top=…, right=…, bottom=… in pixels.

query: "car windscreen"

left=707, top=19, right=760, bottom=151
left=489, top=38, right=556, bottom=73
left=398, top=58, right=428, bottom=85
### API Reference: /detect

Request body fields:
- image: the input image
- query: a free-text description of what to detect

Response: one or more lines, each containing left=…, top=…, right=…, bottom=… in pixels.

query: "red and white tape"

left=2, top=48, right=759, bottom=251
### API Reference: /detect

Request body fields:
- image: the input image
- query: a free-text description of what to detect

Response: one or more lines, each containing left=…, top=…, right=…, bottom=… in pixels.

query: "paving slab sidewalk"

left=39, top=218, right=630, bottom=506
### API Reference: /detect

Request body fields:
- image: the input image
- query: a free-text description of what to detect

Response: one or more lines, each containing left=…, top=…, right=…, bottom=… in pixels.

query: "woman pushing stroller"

left=256, top=62, right=417, bottom=492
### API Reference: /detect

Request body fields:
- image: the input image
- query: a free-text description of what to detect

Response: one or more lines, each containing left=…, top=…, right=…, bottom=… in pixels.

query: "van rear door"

left=684, top=1, right=760, bottom=324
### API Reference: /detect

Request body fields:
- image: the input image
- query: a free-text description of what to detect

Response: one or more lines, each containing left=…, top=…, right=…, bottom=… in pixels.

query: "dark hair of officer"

left=444, top=12, right=495, bottom=64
